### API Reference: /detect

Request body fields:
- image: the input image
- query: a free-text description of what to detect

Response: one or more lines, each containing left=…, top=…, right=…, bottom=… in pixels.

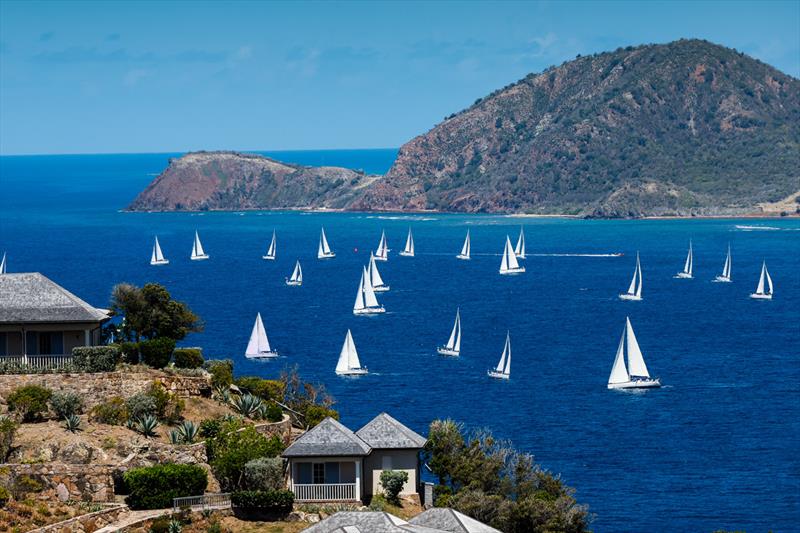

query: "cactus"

left=135, top=415, right=159, bottom=438
left=177, top=420, right=199, bottom=444
left=230, top=393, right=263, bottom=419
left=63, top=414, right=82, bottom=433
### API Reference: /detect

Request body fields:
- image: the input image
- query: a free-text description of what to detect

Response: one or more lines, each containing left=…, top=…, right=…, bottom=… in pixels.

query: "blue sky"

left=0, top=0, right=798, bottom=155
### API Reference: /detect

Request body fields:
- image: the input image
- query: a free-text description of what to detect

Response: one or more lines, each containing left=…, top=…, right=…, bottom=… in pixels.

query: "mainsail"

left=514, top=227, right=526, bottom=259
left=445, top=309, right=462, bottom=352
left=625, top=253, right=643, bottom=298
left=625, top=317, right=650, bottom=378
left=494, top=333, right=511, bottom=376
left=368, top=253, right=387, bottom=290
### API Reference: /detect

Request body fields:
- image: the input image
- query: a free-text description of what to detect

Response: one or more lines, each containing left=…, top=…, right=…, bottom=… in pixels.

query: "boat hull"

left=336, top=368, right=368, bottom=376
left=712, top=276, right=731, bottom=282
left=749, top=293, right=772, bottom=299
left=456, top=255, right=470, bottom=260
left=437, top=347, right=459, bottom=356
left=373, top=285, right=390, bottom=292
left=618, top=293, right=642, bottom=301
left=499, top=267, right=525, bottom=275
left=399, top=252, right=414, bottom=257
left=317, top=253, right=336, bottom=259
left=285, top=280, right=302, bottom=286
left=674, top=272, right=692, bottom=279
left=353, top=307, right=385, bottom=315
left=262, top=256, right=276, bottom=260
left=150, top=260, right=169, bottom=266
left=191, top=255, right=210, bottom=261
left=374, top=255, right=388, bottom=262
left=608, top=378, right=661, bottom=389
left=246, top=351, right=279, bottom=359
left=487, top=370, right=509, bottom=380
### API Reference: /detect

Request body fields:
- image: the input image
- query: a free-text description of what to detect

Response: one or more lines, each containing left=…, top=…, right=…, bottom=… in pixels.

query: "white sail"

left=245, top=312, right=274, bottom=357
left=683, top=241, right=693, bottom=275
left=400, top=228, right=415, bottom=256
left=336, top=329, right=364, bottom=374
left=0, top=252, right=6, bottom=274
left=286, top=260, right=302, bottom=285
left=753, top=261, right=773, bottom=296
left=368, top=253, right=387, bottom=290
left=353, top=271, right=366, bottom=311
left=263, top=231, right=276, bottom=259
left=494, top=333, right=511, bottom=375
left=514, top=227, right=526, bottom=259
left=765, top=264, right=773, bottom=294
left=608, top=331, right=629, bottom=385
left=362, top=266, right=380, bottom=307
left=445, top=309, right=461, bottom=351
left=191, top=231, right=208, bottom=259
left=375, top=231, right=389, bottom=261
left=318, top=227, right=334, bottom=258
left=499, top=236, right=523, bottom=273
left=722, top=246, right=731, bottom=279
left=457, top=230, right=471, bottom=259
left=635, top=256, right=643, bottom=298
left=625, top=318, right=650, bottom=378
left=151, top=236, right=168, bottom=265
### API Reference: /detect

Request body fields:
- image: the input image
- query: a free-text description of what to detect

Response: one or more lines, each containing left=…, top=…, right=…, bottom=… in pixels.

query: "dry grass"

left=0, top=499, right=104, bottom=532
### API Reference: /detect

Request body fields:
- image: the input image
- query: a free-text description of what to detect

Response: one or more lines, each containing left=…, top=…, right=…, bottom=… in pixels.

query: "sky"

left=0, top=0, right=798, bottom=155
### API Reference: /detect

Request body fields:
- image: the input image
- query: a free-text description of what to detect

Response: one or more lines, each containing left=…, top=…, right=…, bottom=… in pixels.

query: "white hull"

left=674, top=272, right=692, bottom=279
left=750, top=293, right=772, bottom=300
left=336, top=368, right=368, bottom=376
left=487, top=370, right=510, bottom=380
left=437, top=347, right=459, bottom=356
left=456, top=254, right=470, bottom=261
left=262, top=255, right=276, bottom=261
left=499, top=267, right=525, bottom=275
left=399, top=251, right=414, bottom=257
left=373, top=285, right=390, bottom=292
left=608, top=377, right=661, bottom=389
left=318, top=253, right=336, bottom=259
left=246, top=351, right=279, bottom=359
left=618, top=293, right=642, bottom=301
left=353, top=306, right=385, bottom=315
left=285, top=280, right=302, bottom=286
left=374, top=256, right=388, bottom=262
left=191, top=255, right=210, bottom=261
left=713, top=276, right=731, bottom=283
left=150, top=259, right=169, bottom=266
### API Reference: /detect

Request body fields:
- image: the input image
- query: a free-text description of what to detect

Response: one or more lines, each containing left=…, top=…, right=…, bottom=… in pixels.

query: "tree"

left=379, top=470, right=408, bottom=505
left=110, top=283, right=202, bottom=341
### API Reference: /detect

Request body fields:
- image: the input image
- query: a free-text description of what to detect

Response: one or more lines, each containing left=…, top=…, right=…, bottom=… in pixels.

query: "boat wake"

left=364, top=215, right=438, bottom=221
left=734, top=224, right=781, bottom=231
left=532, top=253, right=624, bottom=257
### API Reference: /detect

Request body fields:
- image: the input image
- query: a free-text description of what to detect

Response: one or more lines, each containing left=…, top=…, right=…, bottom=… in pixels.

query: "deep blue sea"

left=1, top=151, right=798, bottom=532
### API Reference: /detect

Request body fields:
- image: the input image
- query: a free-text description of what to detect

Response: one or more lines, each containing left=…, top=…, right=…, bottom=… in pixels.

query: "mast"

left=0, top=252, right=6, bottom=274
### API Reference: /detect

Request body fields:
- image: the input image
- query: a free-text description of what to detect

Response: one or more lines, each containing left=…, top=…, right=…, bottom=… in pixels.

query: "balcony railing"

left=0, top=354, right=73, bottom=371
left=293, top=483, right=357, bottom=502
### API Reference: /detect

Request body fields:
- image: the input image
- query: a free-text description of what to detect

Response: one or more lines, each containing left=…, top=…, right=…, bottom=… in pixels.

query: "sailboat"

left=375, top=230, right=389, bottom=261
left=262, top=231, right=276, bottom=260
left=285, top=260, right=303, bottom=286
left=437, top=308, right=462, bottom=356
left=368, top=253, right=390, bottom=292
left=335, top=329, right=368, bottom=375
left=619, top=252, right=643, bottom=301
left=713, top=245, right=732, bottom=282
left=317, top=227, right=335, bottom=259
left=487, top=332, right=511, bottom=379
left=514, top=227, right=526, bottom=259
left=245, top=312, right=277, bottom=358
left=749, top=261, right=773, bottom=299
left=499, top=236, right=525, bottom=274
left=607, top=317, right=661, bottom=389
left=0, top=252, right=6, bottom=274
left=456, top=230, right=471, bottom=260
left=399, top=228, right=415, bottom=257
left=674, top=241, right=693, bottom=279
left=353, top=266, right=385, bottom=315
left=150, top=236, right=169, bottom=265
left=190, top=231, right=209, bottom=260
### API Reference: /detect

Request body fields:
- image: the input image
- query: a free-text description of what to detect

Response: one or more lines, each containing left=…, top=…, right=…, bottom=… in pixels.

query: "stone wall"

left=0, top=463, right=117, bottom=502
left=0, top=370, right=211, bottom=410
left=29, top=504, right=129, bottom=533
left=253, top=415, right=292, bottom=444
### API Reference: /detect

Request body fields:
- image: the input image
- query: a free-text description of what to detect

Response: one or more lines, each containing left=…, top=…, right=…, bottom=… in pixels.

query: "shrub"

left=207, top=420, right=285, bottom=491
left=264, top=402, right=283, bottom=422
left=0, top=415, right=17, bottom=462
left=120, top=341, right=141, bottom=364
left=243, top=457, right=285, bottom=491
left=199, top=418, right=223, bottom=440
left=234, top=376, right=284, bottom=401
left=72, top=345, right=120, bottom=372
left=304, top=405, right=339, bottom=428
left=140, top=337, right=176, bottom=368
left=173, top=348, right=204, bottom=369
left=231, top=489, right=294, bottom=519
left=126, top=392, right=157, bottom=421
left=50, top=391, right=84, bottom=419
left=64, top=414, right=82, bottom=433
left=379, top=470, right=409, bottom=505
left=204, top=359, right=233, bottom=389
left=12, top=474, right=44, bottom=499
left=146, top=381, right=184, bottom=424
left=91, top=396, right=128, bottom=425
left=124, top=464, right=208, bottom=510
left=0, top=485, right=9, bottom=508
left=7, top=385, right=52, bottom=422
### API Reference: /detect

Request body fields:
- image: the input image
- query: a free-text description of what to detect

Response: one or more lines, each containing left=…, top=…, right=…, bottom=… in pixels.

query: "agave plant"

left=168, top=519, right=182, bottom=533
left=135, top=415, right=159, bottom=438
left=177, top=420, right=199, bottom=444
left=255, top=403, right=270, bottom=421
left=230, top=393, right=263, bottom=419
left=125, top=418, right=137, bottom=430
left=63, top=414, right=82, bottom=433
left=168, top=428, right=184, bottom=444
left=213, top=386, right=231, bottom=404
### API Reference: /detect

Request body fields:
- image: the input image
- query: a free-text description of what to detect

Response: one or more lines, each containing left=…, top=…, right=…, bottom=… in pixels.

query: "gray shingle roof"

left=303, top=511, right=445, bottom=533
left=0, top=273, right=109, bottom=324
left=282, top=417, right=371, bottom=457
left=409, top=508, right=502, bottom=533
left=356, top=412, right=427, bottom=449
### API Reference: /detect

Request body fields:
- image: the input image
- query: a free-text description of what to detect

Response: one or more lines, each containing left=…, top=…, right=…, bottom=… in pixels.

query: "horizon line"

left=0, top=147, right=400, bottom=158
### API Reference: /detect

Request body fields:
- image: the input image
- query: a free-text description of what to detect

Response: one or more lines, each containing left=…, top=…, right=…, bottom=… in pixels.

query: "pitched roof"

left=410, top=509, right=503, bottom=533
left=282, top=417, right=371, bottom=457
left=303, top=511, right=444, bottom=533
left=356, top=412, right=427, bottom=449
left=0, top=273, right=109, bottom=324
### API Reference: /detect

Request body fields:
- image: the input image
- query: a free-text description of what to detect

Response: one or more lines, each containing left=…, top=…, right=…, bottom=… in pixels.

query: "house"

left=302, top=508, right=502, bottom=533
left=0, top=273, right=110, bottom=361
left=282, top=413, right=426, bottom=503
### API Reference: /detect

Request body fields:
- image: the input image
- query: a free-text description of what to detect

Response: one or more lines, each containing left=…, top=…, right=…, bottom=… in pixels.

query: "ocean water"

left=1, top=151, right=798, bottom=532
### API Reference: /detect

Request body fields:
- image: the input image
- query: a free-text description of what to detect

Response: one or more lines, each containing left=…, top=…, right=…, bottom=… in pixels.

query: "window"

left=325, top=463, right=340, bottom=484
left=382, top=455, right=393, bottom=470
left=25, top=331, right=38, bottom=355
left=0, top=332, right=6, bottom=356
left=296, top=462, right=312, bottom=484
left=313, top=463, right=325, bottom=484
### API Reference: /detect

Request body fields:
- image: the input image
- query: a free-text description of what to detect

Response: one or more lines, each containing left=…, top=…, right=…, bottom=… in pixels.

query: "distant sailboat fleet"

left=137, top=226, right=778, bottom=383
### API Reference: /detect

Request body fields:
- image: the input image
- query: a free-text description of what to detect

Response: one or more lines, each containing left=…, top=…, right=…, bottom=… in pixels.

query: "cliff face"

left=354, top=39, right=800, bottom=216
left=128, top=151, right=379, bottom=211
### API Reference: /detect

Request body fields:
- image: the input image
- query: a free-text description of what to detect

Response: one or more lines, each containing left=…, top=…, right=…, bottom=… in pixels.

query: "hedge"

left=72, top=345, right=120, bottom=372
left=173, top=348, right=204, bottom=369
left=119, top=342, right=140, bottom=364
left=123, top=464, right=208, bottom=510
left=139, top=337, right=176, bottom=368
left=231, top=489, right=294, bottom=519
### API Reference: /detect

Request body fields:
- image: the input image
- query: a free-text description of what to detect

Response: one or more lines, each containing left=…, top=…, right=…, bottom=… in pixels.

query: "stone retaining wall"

left=29, top=504, right=129, bottom=533
left=0, top=370, right=211, bottom=409
left=253, top=415, right=292, bottom=444
left=0, top=463, right=117, bottom=502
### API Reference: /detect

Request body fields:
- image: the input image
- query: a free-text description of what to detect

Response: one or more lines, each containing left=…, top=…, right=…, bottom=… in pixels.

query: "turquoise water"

left=1, top=151, right=799, bottom=531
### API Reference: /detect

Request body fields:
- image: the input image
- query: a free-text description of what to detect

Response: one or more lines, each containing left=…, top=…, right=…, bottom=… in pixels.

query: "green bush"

left=91, top=396, right=128, bottom=425
left=72, top=345, right=120, bottom=372
left=231, top=489, right=294, bottom=518
left=204, top=359, right=233, bottom=389
left=126, top=392, right=157, bottom=421
left=379, top=470, right=409, bottom=505
left=173, top=348, right=204, bottom=369
left=243, top=457, right=285, bottom=491
left=140, top=337, right=176, bottom=368
left=0, top=415, right=17, bottom=462
left=7, top=385, right=52, bottom=422
left=265, top=402, right=283, bottom=422
left=0, top=485, right=10, bottom=508
left=207, top=420, right=285, bottom=491
left=199, top=418, right=223, bottom=440
left=120, top=342, right=141, bottom=364
left=12, top=474, right=43, bottom=498
left=50, top=391, right=84, bottom=419
left=146, top=381, right=184, bottom=424
left=304, top=405, right=339, bottom=428
left=123, top=464, right=208, bottom=510
left=234, top=376, right=284, bottom=401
